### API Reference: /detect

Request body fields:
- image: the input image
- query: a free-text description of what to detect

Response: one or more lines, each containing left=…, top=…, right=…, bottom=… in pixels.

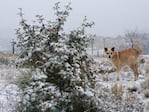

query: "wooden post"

left=11, top=39, right=16, bottom=54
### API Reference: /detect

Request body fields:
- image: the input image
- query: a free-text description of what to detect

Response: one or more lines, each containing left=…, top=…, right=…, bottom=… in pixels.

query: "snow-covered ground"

left=0, top=54, right=21, bottom=112
left=0, top=65, right=21, bottom=112
left=0, top=52, right=149, bottom=111
left=94, top=55, right=149, bottom=112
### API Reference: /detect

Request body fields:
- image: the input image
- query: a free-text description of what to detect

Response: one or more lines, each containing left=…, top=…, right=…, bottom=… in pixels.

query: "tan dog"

left=104, top=43, right=142, bottom=81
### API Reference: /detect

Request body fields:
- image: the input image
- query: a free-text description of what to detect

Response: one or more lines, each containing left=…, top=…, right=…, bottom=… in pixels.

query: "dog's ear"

left=111, top=47, right=115, bottom=51
left=104, top=48, right=108, bottom=52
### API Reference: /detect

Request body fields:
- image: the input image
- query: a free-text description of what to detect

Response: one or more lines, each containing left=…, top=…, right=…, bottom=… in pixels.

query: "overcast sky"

left=0, top=0, right=149, bottom=51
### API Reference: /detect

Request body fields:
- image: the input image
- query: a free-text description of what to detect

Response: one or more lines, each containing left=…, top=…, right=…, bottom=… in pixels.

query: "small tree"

left=124, top=29, right=139, bottom=48
left=16, top=2, right=100, bottom=112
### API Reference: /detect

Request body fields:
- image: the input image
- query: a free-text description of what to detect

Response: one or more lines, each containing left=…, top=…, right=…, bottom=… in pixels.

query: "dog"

left=104, top=42, right=142, bottom=81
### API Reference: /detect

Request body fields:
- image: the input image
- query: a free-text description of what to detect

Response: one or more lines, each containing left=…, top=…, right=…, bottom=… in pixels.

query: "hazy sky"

left=0, top=0, right=149, bottom=51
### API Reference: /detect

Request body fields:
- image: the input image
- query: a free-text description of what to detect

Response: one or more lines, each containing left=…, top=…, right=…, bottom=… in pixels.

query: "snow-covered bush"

left=97, top=59, right=116, bottom=74
left=16, top=2, right=101, bottom=112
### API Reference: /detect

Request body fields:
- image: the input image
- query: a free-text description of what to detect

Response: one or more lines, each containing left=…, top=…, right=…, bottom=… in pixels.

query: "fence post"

left=11, top=39, right=16, bottom=54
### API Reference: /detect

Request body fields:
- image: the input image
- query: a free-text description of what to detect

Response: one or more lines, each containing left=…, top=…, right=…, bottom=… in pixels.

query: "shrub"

left=16, top=2, right=101, bottom=112
left=141, top=76, right=149, bottom=98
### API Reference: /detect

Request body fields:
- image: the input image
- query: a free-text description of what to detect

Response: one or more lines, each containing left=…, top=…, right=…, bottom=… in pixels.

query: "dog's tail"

left=135, top=42, right=143, bottom=55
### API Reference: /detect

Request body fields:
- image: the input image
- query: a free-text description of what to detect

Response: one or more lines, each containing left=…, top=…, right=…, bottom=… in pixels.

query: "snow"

left=0, top=52, right=149, bottom=111
left=94, top=55, right=149, bottom=111
left=0, top=65, right=21, bottom=112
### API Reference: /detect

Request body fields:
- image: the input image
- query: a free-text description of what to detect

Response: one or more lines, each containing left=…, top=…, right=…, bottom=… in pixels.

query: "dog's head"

left=104, top=47, right=115, bottom=59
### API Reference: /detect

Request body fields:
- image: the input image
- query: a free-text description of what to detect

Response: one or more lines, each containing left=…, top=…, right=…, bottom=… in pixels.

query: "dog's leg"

left=116, top=52, right=121, bottom=81
left=129, top=63, right=139, bottom=81
left=134, top=64, right=139, bottom=80
left=115, top=65, right=120, bottom=81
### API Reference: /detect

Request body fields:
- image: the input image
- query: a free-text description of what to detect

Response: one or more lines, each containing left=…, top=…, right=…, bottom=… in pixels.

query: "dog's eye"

left=107, top=53, right=109, bottom=54
left=111, top=53, right=113, bottom=55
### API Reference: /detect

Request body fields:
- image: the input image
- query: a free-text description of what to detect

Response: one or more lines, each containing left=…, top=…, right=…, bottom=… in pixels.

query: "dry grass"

left=13, top=69, right=32, bottom=89
left=0, top=52, right=18, bottom=59
left=141, top=58, right=149, bottom=74
left=111, top=82, right=124, bottom=97
left=0, top=52, right=18, bottom=65
left=145, top=64, right=149, bottom=74
left=141, top=76, right=149, bottom=98
left=0, top=56, right=9, bottom=65
left=143, top=90, right=149, bottom=98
